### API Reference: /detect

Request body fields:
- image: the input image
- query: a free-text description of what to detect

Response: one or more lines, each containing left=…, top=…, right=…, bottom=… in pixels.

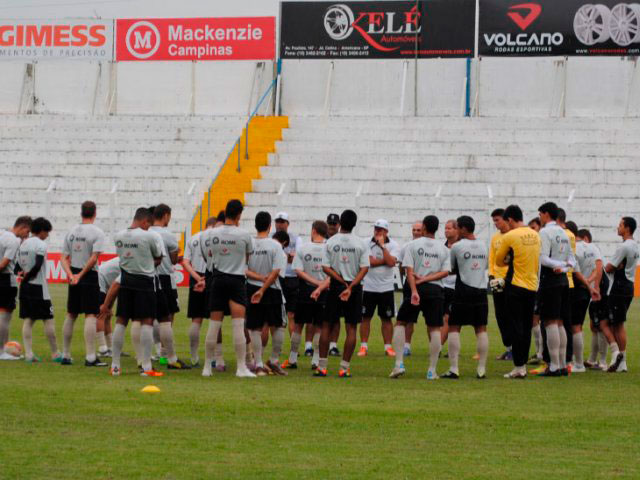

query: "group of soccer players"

left=0, top=198, right=636, bottom=380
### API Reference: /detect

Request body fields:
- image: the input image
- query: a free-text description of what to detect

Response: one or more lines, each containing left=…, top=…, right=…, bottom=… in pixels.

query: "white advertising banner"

left=0, top=19, right=114, bottom=60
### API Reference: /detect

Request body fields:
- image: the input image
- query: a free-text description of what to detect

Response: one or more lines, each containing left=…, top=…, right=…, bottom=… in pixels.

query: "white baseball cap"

left=374, top=219, right=390, bottom=231
left=275, top=212, right=289, bottom=222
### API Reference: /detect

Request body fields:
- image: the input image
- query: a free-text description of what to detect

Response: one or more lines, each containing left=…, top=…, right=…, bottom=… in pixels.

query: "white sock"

left=384, top=343, right=391, bottom=350
left=270, top=327, right=285, bottom=364
left=361, top=342, right=368, bottom=349
left=106, top=332, right=112, bottom=349
left=84, top=315, right=97, bottom=362
left=152, top=319, right=161, bottom=356
left=62, top=315, right=74, bottom=359
left=404, top=342, right=411, bottom=350
left=392, top=324, right=405, bottom=368
left=329, top=341, right=337, bottom=350
left=429, top=330, right=442, bottom=373
left=340, top=359, right=350, bottom=370
left=598, top=332, right=608, bottom=364
left=312, top=332, right=320, bottom=365
left=0, top=312, right=11, bottom=351
left=96, top=331, right=107, bottom=351
left=214, top=340, right=224, bottom=367
left=532, top=324, right=543, bottom=357
left=448, top=332, right=460, bottom=375
left=159, top=322, right=177, bottom=364
left=232, top=318, right=248, bottom=370
left=204, top=320, right=222, bottom=373
left=130, top=321, right=142, bottom=363
left=189, top=322, right=201, bottom=364
left=250, top=330, right=263, bottom=368
left=22, top=319, right=34, bottom=359
left=588, top=331, right=599, bottom=363
left=545, top=325, right=561, bottom=371
left=289, top=331, right=301, bottom=363
left=43, top=319, right=59, bottom=356
left=111, top=323, right=126, bottom=370
left=140, top=324, right=154, bottom=371
left=304, top=341, right=312, bottom=351
left=318, top=357, right=328, bottom=370
left=558, top=326, right=567, bottom=369
left=573, top=331, right=584, bottom=367
left=477, top=332, right=489, bottom=377
left=609, top=341, right=620, bottom=362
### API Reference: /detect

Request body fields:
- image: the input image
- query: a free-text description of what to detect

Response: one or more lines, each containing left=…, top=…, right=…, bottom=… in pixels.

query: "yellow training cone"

left=141, top=385, right=161, bottom=394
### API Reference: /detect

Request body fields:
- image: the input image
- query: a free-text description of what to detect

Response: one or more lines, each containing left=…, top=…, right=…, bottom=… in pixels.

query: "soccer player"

left=60, top=201, right=107, bottom=367
left=182, top=218, right=213, bottom=367
left=390, top=215, right=450, bottom=380
left=495, top=205, right=541, bottom=379
left=97, top=256, right=120, bottom=357
left=199, top=199, right=256, bottom=378
left=526, top=217, right=543, bottom=364
left=556, top=208, right=576, bottom=365
left=273, top=212, right=301, bottom=337
left=399, top=221, right=423, bottom=356
left=536, top=202, right=575, bottom=377
left=441, top=219, right=458, bottom=352
left=0, top=216, right=32, bottom=360
left=326, top=213, right=340, bottom=239
left=571, top=227, right=603, bottom=372
left=316, top=209, right=369, bottom=377
left=282, top=220, right=329, bottom=370
left=326, top=213, right=342, bottom=356
left=17, top=217, right=61, bottom=363
left=442, top=216, right=489, bottom=379
left=110, top=207, right=164, bottom=377
left=246, top=211, right=288, bottom=376
left=489, top=208, right=512, bottom=361
left=358, top=219, right=400, bottom=357
left=601, top=217, right=638, bottom=373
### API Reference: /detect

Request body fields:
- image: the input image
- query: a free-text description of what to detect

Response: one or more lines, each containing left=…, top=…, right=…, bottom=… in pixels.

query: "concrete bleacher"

left=244, top=116, right=640, bottom=258
left=1, top=114, right=244, bottom=251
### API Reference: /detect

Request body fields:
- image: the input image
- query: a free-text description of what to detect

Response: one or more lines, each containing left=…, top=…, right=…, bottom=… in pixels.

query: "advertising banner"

left=480, top=0, right=640, bottom=56
left=280, top=1, right=475, bottom=59
left=116, top=17, right=275, bottom=61
left=0, top=19, right=113, bottom=61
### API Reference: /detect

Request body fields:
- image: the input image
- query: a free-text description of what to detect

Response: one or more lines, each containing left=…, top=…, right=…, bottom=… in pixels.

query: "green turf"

left=1, top=284, right=639, bottom=479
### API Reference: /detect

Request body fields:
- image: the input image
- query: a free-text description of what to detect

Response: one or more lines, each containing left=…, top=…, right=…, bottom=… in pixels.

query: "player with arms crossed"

left=489, top=208, right=513, bottom=361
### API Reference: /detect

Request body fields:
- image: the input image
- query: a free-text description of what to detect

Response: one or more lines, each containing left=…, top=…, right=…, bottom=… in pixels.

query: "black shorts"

left=155, top=277, right=170, bottom=320
left=282, top=276, right=299, bottom=313
left=538, top=285, right=570, bottom=322
left=246, top=284, right=284, bottom=330
left=449, top=296, right=488, bottom=327
left=608, top=295, right=633, bottom=324
left=396, top=283, right=444, bottom=327
left=158, top=274, right=179, bottom=315
left=187, top=272, right=208, bottom=319
left=443, top=287, right=455, bottom=316
left=67, top=270, right=100, bottom=315
left=19, top=284, right=54, bottom=320
left=98, top=291, right=106, bottom=307
left=295, top=283, right=326, bottom=325
left=589, top=296, right=609, bottom=326
left=326, top=282, right=363, bottom=325
left=571, top=287, right=591, bottom=326
left=209, top=271, right=247, bottom=313
left=0, top=286, right=18, bottom=311
left=362, top=290, right=395, bottom=319
left=116, top=272, right=156, bottom=320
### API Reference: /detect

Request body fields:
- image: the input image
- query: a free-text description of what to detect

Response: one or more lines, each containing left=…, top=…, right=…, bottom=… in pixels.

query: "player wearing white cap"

left=358, top=219, right=400, bottom=357
left=60, top=201, right=107, bottom=367
left=0, top=216, right=31, bottom=360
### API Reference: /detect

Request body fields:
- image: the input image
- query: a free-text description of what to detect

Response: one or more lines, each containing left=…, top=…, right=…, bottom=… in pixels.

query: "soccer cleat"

left=357, top=346, right=368, bottom=357
left=140, top=369, right=164, bottom=377
left=338, top=368, right=352, bottom=378
left=503, top=369, right=526, bottom=379
left=618, top=361, right=628, bottom=373
left=201, top=368, right=212, bottom=377
left=215, top=364, right=227, bottom=372
left=313, top=368, right=328, bottom=377
left=191, top=359, right=200, bottom=368
left=426, top=370, right=439, bottom=380
left=236, top=367, right=257, bottom=378
left=281, top=360, right=298, bottom=369
left=151, top=354, right=160, bottom=362
left=584, top=360, right=597, bottom=369
left=472, top=353, right=480, bottom=360
left=61, top=357, right=73, bottom=366
left=158, top=357, right=168, bottom=366
left=167, top=359, right=191, bottom=370
left=496, top=350, right=513, bottom=361
left=476, top=373, right=487, bottom=379
left=389, top=366, right=406, bottom=379
left=528, top=355, right=542, bottom=365
left=255, top=366, right=270, bottom=377
left=311, top=363, right=318, bottom=371
left=109, top=366, right=121, bottom=376
left=403, top=346, right=412, bottom=357
left=304, top=348, right=314, bottom=357
left=266, top=360, right=288, bottom=376
left=329, top=346, right=340, bottom=357
left=442, top=371, right=459, bottom=379
left=608, top=353, right=624, bottom=373
left=561, top=367, right=570, bottom=376
left=52, top=354, right=63, bottom=363
left=0, top=352, right=20, bottom=361
left=385, top=347, right=396, bottom=357
left=25, top=355, right=42, bottom=364
left=529, top=363, right=548, bottom=375
left=538, top=368, right=561, bottom=377
left=85, top=358, right=107, bottom=367
left=98, top=348, right=112, bottom=358
left=572, top=364, right=586, bottom=373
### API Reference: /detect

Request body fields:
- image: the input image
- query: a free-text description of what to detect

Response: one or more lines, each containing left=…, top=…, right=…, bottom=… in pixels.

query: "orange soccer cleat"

left=385, top=347, right=396, bottom=357
left=357, top=346, right=368, bottom=357
left=140, top=369, right=164, bottom=377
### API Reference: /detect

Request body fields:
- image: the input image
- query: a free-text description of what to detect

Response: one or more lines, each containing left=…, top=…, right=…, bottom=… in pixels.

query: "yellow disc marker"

left=141, top=385, right=161, bottom=394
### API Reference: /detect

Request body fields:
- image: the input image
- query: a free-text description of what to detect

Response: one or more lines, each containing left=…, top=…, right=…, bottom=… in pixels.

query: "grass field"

left=1, top=284, right=639, bottom=479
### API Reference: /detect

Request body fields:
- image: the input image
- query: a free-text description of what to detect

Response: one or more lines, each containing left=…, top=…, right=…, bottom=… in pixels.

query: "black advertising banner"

left=480, top=0, right=640, bottom=56
left=280, top=1, right=475, bottom=59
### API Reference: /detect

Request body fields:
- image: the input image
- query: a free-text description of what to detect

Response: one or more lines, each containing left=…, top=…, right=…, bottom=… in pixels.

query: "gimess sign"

left=116, top=17, right=275, bottom=61
left=46, top=253, right=190, bottom=287
left=0, top=19, right=114, bottom=60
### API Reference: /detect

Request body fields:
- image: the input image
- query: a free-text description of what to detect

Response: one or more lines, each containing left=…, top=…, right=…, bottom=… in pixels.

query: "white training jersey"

left=363, top=238, right=400, bottom=293
left=18, top=236, right=50, bottom=299
left=62, top=223, right=105, bottom=271
left=401, top=237, right=451, bottom=288
left=149, top=226, right=179, bottom=288
left=450, top=238, right=488, bottom=291
left=0, top=230, right=21, bottom=287
left=200, top=224, right=253, bottom=276
left=575, top=241, right=602, bottom=284
left=610, top=239, right=639, bottom=284
left=322, top=232, right=370, bottom=283
left=539, top=221, right=573, bottom=288
left=114, top=228, right=163, bottom=277
left=274, top=231, right=302, bottom=278
left=184, top=231, right=207, bottom=273
left=442, top=240, right=457, bottom=290
left=292, top=241, right=327, bottom=285
left=247, top=237, right=287, bottom=289
left=98, top=257, right=121, bottom=294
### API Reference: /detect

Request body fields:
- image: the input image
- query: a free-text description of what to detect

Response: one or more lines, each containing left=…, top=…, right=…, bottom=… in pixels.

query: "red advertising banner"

left=115, top=17, right=275, bottom=61
left=46, top=253, right=190, bottom=287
